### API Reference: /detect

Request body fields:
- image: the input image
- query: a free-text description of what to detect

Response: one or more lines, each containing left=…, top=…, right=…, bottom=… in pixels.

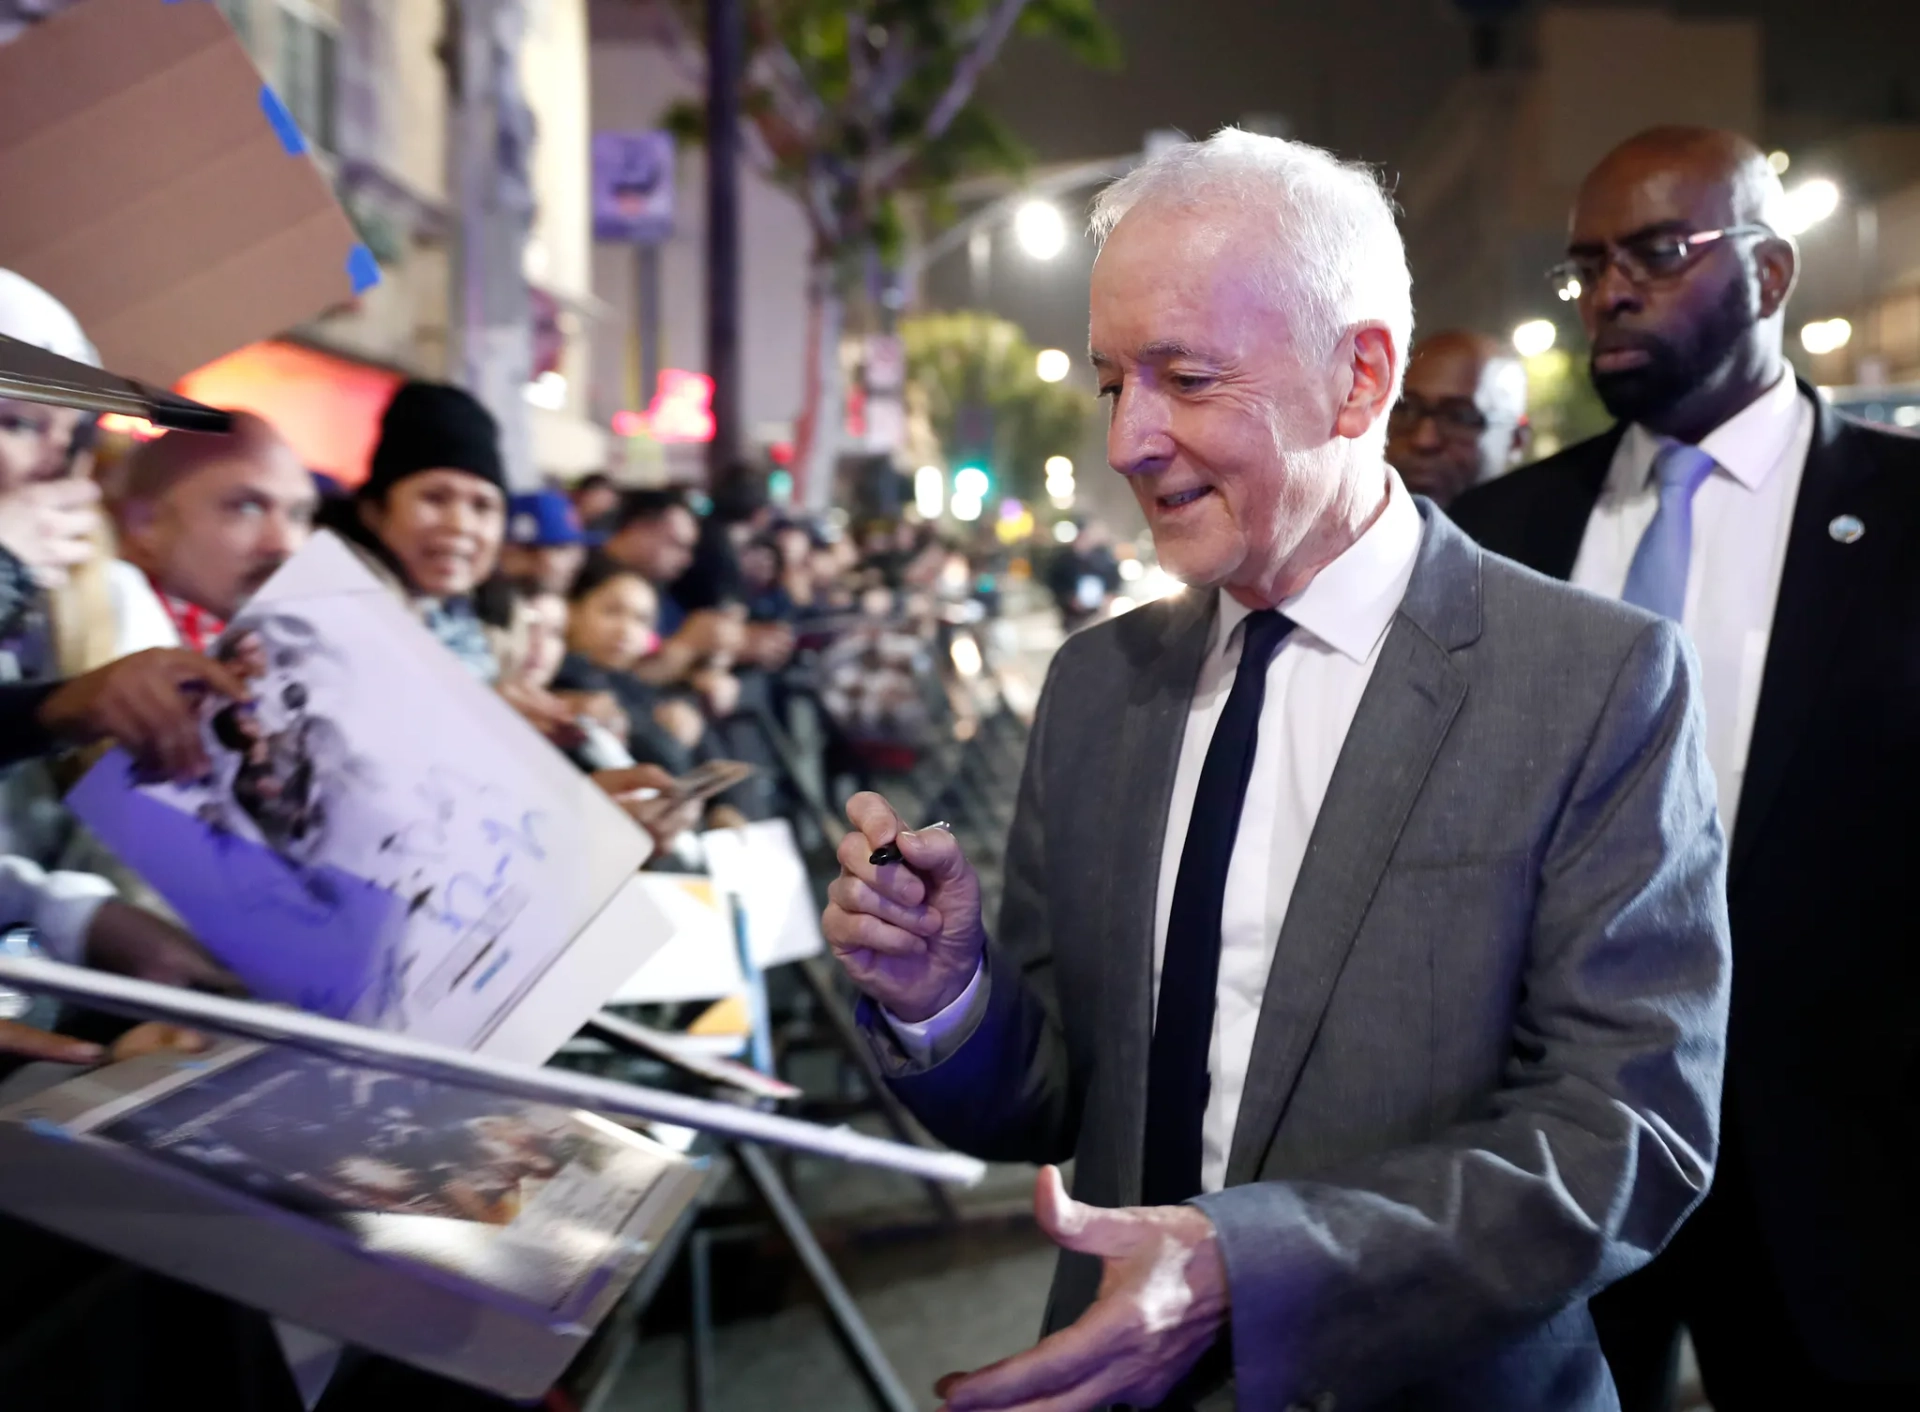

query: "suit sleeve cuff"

left=880, top=957, right=989, bottom=1067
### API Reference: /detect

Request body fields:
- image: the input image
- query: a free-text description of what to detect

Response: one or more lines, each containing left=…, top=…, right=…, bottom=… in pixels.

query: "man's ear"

left=1757, top=236, right=1798, bottom=320
left=117, top=495, right=158, bottom=549
left=1334, top=324, right=1399, bottom=442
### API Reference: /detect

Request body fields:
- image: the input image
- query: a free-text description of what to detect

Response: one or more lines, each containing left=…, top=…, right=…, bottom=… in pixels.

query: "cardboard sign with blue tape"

left=259, top=84, right=309, bottom=157
left=0, top=0, right=373, bottom=385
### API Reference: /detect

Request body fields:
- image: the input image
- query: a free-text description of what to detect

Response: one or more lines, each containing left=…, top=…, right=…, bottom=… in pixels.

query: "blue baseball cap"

left=508, top=490, right=601, bottom=547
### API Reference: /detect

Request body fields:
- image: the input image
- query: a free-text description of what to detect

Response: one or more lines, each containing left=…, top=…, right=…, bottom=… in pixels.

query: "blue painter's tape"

left=346, top=244, right=382, bottom=295
left=259, top=84, right=308, bottom=156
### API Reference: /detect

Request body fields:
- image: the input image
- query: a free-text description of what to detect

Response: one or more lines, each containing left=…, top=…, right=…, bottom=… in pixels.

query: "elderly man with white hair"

left=823, top=130, right=1731, bottom=1411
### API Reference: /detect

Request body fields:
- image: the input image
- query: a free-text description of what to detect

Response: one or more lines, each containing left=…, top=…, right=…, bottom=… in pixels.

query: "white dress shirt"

left=1570, top=373, right=1812, bottom=832
left=890, top=470, right=1423, bottom=1193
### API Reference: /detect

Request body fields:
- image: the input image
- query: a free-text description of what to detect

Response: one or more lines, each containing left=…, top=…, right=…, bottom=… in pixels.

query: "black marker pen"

left=869, top=821, right=950, bottom=867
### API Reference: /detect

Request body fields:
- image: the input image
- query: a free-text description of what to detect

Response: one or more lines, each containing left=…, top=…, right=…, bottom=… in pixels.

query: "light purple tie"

left=1621, top=443, right=1717, bottom=622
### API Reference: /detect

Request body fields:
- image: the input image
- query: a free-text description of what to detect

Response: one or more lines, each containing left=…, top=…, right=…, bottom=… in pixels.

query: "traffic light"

left=953, top=463, right=991, bottom=500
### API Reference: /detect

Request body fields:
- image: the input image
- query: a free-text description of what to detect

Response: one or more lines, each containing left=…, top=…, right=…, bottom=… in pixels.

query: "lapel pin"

left=1828, top=514, right=1865, bottom=544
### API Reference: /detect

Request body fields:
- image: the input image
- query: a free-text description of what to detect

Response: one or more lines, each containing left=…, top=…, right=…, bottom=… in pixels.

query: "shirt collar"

left=1615, top=371, right=1806, bottom=494
left=1211, top=467, right=1422, bottom=665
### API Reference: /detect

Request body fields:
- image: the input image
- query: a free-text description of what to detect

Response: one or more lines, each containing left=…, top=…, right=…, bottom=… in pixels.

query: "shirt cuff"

left=0, top=855, right=116, bottom=964
left=882, top=957, right=988, bottom=1067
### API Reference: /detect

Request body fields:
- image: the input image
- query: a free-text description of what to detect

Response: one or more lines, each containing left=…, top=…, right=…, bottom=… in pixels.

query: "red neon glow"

left=611, top=369, right=716, bottom=444
left=175, top=341, right=405, bottom=486
left=768, top=441, right=794, bottom=466
left=648, top=369, right=715, bottom=443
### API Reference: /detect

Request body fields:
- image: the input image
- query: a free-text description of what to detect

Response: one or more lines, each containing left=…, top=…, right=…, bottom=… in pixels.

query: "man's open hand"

left=38, top=648, right=248, bottom=782
left=823, top=792, right=984, bottom=1023
left=935, top=1167, right=1230, bottom=1412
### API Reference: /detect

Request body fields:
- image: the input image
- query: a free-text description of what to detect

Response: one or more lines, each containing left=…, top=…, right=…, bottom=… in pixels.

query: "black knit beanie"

left=362, top=381, right=507, bottom=500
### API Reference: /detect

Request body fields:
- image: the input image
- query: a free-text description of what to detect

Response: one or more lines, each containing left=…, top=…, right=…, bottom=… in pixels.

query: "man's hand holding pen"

left=823, top=793, right=983, bottom=1023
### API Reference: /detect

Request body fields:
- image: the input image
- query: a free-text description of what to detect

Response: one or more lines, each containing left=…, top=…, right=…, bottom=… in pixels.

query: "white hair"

left=1090, top=129, right=1413, bottom=400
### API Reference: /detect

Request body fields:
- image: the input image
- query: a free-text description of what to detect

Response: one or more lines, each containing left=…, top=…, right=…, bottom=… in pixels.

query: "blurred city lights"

left=1767, top=150, right=1792, bottom=175
left=1109, top=596, right=1137, bottom=616
left=954, top=465, right=990, bottom=499
left=951, top=493, right=984, bottom=522
left=99, top=412, right=160, bottom=441
left=1512, top=319, right=1558, bottom=357
left=1053, top=520, right=1080, bottom=543
left=1046, top=452, right=1076, bottom=508
left=950, top=635, right=983, bottom=677
left=1780, top=178, right=1841, bottom=236
left=1118, top=558, right=1144, bottom=582
left=1556, top=278, right=1583, bottom=302
left=1014, top=200, right=1068, bottom=260
left=1800, top=317, right=1853, bottom=355
left=1035, top=348, right=1072, bottom=383
left=524, top=369, right=567, bottom=409
left=1136, top=566, right=1184, bottom=603
left=914, top=464, right=945, bottom=519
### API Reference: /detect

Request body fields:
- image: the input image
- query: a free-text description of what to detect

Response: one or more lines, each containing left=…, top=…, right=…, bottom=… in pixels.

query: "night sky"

left=982, top=0, right=1920, bottom=171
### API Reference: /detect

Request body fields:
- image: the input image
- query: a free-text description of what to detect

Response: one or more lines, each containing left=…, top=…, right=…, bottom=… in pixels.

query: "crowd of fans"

left=0, top=268, right=1024, bottom=1028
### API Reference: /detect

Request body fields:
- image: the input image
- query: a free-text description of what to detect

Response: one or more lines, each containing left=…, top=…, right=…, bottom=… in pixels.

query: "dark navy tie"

left=1142, top=608, right=1295, bottom=1206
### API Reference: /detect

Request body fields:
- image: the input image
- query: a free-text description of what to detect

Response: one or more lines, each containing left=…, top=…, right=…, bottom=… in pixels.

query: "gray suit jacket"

left=867, top=505, right=1730, bottom=1411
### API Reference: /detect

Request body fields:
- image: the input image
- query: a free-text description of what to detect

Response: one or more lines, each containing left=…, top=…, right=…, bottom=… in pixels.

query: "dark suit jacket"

left=865, top=507, right=1731, bottom=1411
left=1451, top=386, right=1920, bottom=1380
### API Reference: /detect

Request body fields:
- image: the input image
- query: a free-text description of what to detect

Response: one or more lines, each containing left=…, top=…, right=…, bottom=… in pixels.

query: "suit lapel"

left=1106, top=591, right=1214, bottom=1205
left=1730, top=394, right=1907, bottom=885
left=1224, top=509, right=1476, bottom=1187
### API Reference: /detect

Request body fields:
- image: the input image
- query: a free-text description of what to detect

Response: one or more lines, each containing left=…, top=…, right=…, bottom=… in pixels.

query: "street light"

left=1800, top=317, right=1853, bottom=355
left=1780, top=178, right=1841, bottom=236
left=1036, top=348, right=1072, bottom=383
left=1767, top=150, right=1792, bottom=175
left=1014, top=200, right=1067, bottom=260
left=914, top=464, right=945, bottom=519
left=954, top=465, right=991, bottom=500
left=1512, top=319, right=1558, bottom=357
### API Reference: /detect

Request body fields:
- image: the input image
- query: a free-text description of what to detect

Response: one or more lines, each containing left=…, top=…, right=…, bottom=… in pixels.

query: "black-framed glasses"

left=1547, top=223, right=1774, bottom=297
left=1388, top=393, right=1492, bottom=439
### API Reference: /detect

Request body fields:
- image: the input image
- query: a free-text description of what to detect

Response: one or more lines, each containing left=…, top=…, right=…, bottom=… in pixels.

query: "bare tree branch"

left=864, top=29, right=920, bottom=128
left=863, top=0, right=1031, bottom=190
left=922, top=0, right=1031, bottom=141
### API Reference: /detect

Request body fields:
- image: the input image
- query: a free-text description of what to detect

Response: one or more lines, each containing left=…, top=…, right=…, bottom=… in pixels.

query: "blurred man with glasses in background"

left=1385, top=330, right=1531, bottom=506
left=1453, top=126, right=1920, bottom=1411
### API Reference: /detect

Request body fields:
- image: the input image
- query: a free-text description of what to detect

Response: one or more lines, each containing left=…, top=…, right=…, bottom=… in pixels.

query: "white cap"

left=0, top=268, right=99, bottom=368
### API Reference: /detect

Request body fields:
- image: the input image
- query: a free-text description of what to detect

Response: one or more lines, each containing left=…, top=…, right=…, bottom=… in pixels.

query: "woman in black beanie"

left=321, top=381, right=511, bottom=682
